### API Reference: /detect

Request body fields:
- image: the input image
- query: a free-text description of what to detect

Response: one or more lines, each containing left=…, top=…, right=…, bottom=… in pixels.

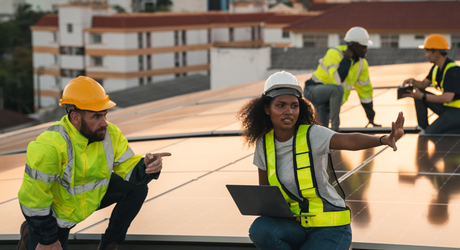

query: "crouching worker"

left=17, top=76, right=171, bottom=250
left=237, top=71, right=404, bottom=249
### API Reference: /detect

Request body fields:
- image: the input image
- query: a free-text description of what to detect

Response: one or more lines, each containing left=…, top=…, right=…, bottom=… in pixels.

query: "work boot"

left=365, top=121, right=382, bottom=128
left=17, top=221, right=28, bottom=250
left=97, top=241, right=118, bottom=250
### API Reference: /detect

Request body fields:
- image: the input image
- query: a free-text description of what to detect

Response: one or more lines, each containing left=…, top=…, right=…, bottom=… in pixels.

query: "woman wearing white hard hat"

left=238, top=71, right=404, bottom=249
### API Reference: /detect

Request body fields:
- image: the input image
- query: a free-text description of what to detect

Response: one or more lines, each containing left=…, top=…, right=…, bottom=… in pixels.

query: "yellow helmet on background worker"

left=59, top=76, right=116, bottom=111
left=418, top=34, right=449, bottom=50
left=344, top=27, right=373, bottom=46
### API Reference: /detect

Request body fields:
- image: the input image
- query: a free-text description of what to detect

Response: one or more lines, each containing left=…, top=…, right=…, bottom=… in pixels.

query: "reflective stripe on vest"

left=264, top=125, right=350, bottom=227
left=431, top=62, right=460, bottom=108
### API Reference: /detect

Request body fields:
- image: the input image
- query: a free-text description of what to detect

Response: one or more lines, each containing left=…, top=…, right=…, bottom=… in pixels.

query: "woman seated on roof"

left=237, top=71, right=404, bottom=250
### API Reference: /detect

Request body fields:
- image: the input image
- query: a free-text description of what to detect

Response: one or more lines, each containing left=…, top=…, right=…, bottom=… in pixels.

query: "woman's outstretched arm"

left=330, top=112, right=405, bottom=151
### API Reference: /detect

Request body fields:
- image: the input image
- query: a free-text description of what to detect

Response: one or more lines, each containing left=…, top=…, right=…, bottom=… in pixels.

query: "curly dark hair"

left=237, top=95, right=318, bottom=146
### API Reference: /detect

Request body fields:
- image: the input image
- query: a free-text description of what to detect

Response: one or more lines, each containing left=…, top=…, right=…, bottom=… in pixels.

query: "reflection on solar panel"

left=1, top=62, right=460, bottom=249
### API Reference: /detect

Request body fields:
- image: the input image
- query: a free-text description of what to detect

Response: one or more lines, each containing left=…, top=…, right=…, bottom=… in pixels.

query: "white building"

left=30, top=4, right=313, bottom=110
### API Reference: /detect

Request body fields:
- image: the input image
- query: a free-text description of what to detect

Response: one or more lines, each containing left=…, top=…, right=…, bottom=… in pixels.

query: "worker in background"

left=304, top=26, right=380, bottom=131
left=17, top=76, right=171, bottom=250
left=403, top=34, right=460, bottom=134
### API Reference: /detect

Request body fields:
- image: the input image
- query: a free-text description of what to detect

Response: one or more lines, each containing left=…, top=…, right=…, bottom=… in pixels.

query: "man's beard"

left=80, top=118, right=106, bottom=142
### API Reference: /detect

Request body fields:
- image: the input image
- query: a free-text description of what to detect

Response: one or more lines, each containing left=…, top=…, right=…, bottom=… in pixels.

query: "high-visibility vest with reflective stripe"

left=431, top=62, right=460, bottom=108
left=312, top=45, right=373, bottom=104
left=18, top=115, right=142, bottom=228
left=264, top=125, right=350, bottom=227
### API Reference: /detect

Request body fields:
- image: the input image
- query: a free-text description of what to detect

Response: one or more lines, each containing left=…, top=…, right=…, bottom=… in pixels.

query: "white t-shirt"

left=253, top=124, right=345, bottom=208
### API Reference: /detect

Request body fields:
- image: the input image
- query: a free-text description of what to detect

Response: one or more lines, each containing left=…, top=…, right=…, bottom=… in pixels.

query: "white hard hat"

left=262, top=71, right=303, bottom=97
left=344, top=26, right=373, bottom=46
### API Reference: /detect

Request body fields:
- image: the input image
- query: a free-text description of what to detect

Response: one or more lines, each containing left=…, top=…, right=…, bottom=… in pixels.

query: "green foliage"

left=0, top=4, right=44, bottom=114
left=112, top=4, right=126, bottom=13
left=143, top=0, right=172, bottom=12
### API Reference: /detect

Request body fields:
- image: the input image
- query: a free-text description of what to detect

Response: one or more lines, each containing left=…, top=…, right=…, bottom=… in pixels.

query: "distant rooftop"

left=285, top=1, right=460, bottom=33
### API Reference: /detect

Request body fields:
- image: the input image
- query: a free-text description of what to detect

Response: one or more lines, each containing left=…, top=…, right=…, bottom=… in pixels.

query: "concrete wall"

left=33, top=30, right=59, bottom=47
left=212, top=28, right=230, bottom=42
left=188, top=51, right=207, bottom=65
left=211, top=46, right=270, bottom=89
left=59, top=6, right=92, bottom=46
left=234, top=27, right=252, bottom=41
left=85, top=32, right=138, bottom=49
left=152, top=31, right=175, bottom=47
left=264, top=28, right=290, bottom=44
left=171, top=0, right=207, bottom=12
left=152, top=53, right=175, bottom=69
left=187, top=29, right=207, bottom=45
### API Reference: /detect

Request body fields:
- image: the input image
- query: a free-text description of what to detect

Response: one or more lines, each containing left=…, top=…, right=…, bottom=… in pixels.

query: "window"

left=181, top=30, right=186, bottom=45
left=67, top=24, right=73, bottom=33
left=174, top=31, right=179, bottom=46
left=139, top=77, right=144, bottom=85
left=282, top=31, right=289, bottom=39
left=138, top=55, right=143, bottom=71
left=55, top=77, right=60, bottom=86
left=174, top=53, right=179, bottom=67
left=60, top=46, right=84, bottom=55
left=381, top=34, right=399, bottom=48
left=146, top=32, right=151, bottom=48
left=92, top=33, right=102, bottom=43
left=257, top=26, right=262, bottom=40
left=415, top=34, right=424, bottom=40
left=182, top=52, right=187, bottom=66
left=229, top=27, right=234, bottom=42
left=147, top=55, right=151, bottom=70
left=208, top=29, right=211, bottom=43
left=60, top=69, right=85, bottom=78
left=451, top=34, right=460, bottom=48
left=54, top=55, right=58, bottom=65
left=138, top=32, right=143, bottom=48
left=75, top=47, right=84, bottom=55
left=302, top=34, right=328, bottom=48
left=147, top=76, right=152, bottom=84
left=251, top=26, right=255, bottom=41
left=91, top=56, right=103, bottom=66
left=53, top=32, right=58, bottom=42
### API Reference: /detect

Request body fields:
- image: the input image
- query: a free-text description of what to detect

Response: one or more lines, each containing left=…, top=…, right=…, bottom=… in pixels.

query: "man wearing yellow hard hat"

left=403, top=34, right=460, bottom=134
left=17, top=76, right=171, bottom=250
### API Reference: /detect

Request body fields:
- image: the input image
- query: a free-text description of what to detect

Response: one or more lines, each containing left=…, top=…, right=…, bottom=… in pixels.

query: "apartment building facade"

left=31, top=5, right=298, bottom=110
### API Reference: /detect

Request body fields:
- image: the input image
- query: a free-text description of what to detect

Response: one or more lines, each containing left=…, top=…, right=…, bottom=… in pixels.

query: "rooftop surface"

left=1, top=61, right=460, bottom=249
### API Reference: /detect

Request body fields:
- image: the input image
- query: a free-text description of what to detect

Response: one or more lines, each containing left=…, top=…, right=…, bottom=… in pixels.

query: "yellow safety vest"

left=18, top=115, right=142, bottom=228
left=312, top=45, right=373, bottom=104
left=431, top=62, right=460, bottom=108
left=264, top=125, right=350, bottom=227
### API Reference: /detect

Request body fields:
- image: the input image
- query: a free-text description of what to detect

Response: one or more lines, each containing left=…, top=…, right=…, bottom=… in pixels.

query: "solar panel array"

left=1, top=62, right=459, bottom=249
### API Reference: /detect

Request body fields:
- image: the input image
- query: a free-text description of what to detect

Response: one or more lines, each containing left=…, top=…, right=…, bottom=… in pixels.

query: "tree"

left=112, top=4, right=126, bottom=13
left=0, top=4, right=44, bottom=114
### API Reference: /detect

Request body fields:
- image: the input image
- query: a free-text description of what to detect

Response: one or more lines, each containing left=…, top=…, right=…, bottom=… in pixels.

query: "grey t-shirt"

left=253, top=124, right=345, bottom=208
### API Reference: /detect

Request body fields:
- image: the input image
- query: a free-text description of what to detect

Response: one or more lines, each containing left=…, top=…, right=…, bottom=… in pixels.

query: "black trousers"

left=27, top=173, right=148, bottom=249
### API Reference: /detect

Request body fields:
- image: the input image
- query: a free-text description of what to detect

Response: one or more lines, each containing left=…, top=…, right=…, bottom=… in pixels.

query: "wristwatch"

left=422, top=92, right=427, bottom=101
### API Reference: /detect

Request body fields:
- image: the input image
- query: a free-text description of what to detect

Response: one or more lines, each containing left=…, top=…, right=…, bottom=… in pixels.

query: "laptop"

left=226, top=184, right=314, bottom=218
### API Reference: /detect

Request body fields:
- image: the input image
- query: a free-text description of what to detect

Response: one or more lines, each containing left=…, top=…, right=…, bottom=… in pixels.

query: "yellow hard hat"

left=59, top=76, right=116, bottom=111
left=418, top=34, right=449, bottom=50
